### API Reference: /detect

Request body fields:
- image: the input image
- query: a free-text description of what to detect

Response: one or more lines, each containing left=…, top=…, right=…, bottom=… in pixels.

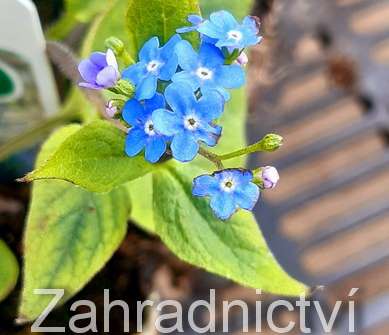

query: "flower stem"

left=0, top=112, right=80, bottom=161
left=218, top=145, right=257, bottom=161
left=198, top=147, right=224, bottom=170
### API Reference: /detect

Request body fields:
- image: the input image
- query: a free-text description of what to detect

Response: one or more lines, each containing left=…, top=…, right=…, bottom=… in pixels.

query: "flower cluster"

left=78, top=10, right=281, bottom=220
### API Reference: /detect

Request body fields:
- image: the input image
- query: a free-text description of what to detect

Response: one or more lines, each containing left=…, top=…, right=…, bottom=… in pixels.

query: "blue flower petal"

left=122, top=99, right=146, bottom=126
left=198, top=43, right=224, bottom=69
left=196, top=89, right=224, bottom=121
left=188, top=14, right=203, bottom=25
left=175, top=40, right=199, bottom=71
left=139, top=37, right=160, bottom=62
left=197, top=21, right=223, bottom=39
left=122, top=62, right=147, bottom=85
left=196, top=124, right=222, bottom=147
left=164, top=82, right=194, bottom=114
left=210, top=192, right=237, bottom=220
left=152, top=109, right=182, bottom=136
left=192, top=175, right=219, bottom=197
left=125, top=128, right=147, bottom=157
left=144, top=93, right=165, bottom=112
left=210, top=10, right=238, bottom=30
left=233, top=183, right=260, bottom=210
left=171, top=71, right=200, bottom=91
left=145, top=136, right=167, bottom=163
left=215, top=65, right=245, bottom=89
left=160, top=34, right=181, bottom=60
left=136, top=75, right=158, bottom=100
left=159, top=54, right=179, bottom=81
left=171, top=132, right=199, bottom=162
left=235, top=169, right=254, bottom=184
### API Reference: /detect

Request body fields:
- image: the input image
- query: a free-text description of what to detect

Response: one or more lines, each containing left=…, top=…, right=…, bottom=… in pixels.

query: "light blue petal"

left=139, top=37, right=160, bottom=62
left=125, top=129, right=147, bottom=157
left=243, top=16, right=259, bottom=33
left=95, top=66, right=118, bottom=88
left=210, top=192, right=237, bottom=220
left=122, top=62, right=147, bottom=85
left=136, top=75, right=158, bottom=100
left=196, top=89, right=224, bottom=121
left=160, top=34, right=181, bottom=60
left=188, top=14, right=203, bottom=25
left=145, top=136, right=167, bottom=163
left=177, top=26, right=196, bottom=33
left=196, top=124, right=222, bottom=147
left=192, top=174, right=219, bottom=197
left=171, top=132, right=199, bottom=162
left=144, top=93, right=165, bottom=113
left=233, top=183, right=260, bottom=210
left=175, top=40, right=199, bottom=71
left=235, top=169, right=254, bottom=184
left=159, top=54, right=179, bottom=81
left=197, top=21, right=223, bottom=39
left=198, top=43, right=224, bottom=68
left=164, top=82, right=195, bottom=114
left=210, top=10, right=238, bottom=30
left=152, top=109, right=182, bottom=136
left=215, top=65, right=245, bottom=89
left=122, top=99, right=145, bottom=126
left=171, top=71, right=200, bottom=91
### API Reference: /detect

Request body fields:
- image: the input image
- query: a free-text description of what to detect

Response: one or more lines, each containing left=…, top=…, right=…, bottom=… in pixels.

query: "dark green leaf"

left=126, top=0, right=200, bottom=56
left=19, top=125, right=131, bottom=321
left=0, top=240, right=19, bottom=302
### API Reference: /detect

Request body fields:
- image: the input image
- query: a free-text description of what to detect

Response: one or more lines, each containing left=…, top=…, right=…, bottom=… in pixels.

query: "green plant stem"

left=218, top=142, right=263, bottom=161
left=198, top=147, right=224, bottom=170
left=0, top=113, right=80, bottom=161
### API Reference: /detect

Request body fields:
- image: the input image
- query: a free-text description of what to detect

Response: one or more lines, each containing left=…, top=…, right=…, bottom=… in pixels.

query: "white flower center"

left=144, top=119, right=156, bottom=136
left=196, top=67, right=213, bottom=80
left=147, top=60, right=162, bottom=73
left=227, top=30, right=243, bottom=41
left=184, top=114, right=199, bottom=131
left=220, top=177, right=236, bottom=193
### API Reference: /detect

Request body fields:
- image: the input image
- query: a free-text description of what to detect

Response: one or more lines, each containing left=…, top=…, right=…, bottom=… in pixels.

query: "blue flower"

left=193, top=169, right=260, bottom=220
left=172, top=41, right=245, bottom=101
left=78, top=49, right=120, bottom=90
left=123, top=94, right=169, bottom=163
left=122, top=35, right=181, bottom=100
left=197, top=11, right=261, bottom=51
left=152, top=83, right=224, bottom=162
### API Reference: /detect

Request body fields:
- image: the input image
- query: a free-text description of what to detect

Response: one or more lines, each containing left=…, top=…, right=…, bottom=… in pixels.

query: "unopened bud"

left=236, top=52, right=248, bottom=66
left=110, top=79, right=135, bottom=98
left=105, top=99, right=125, bottom=118
left=261, top=166, right=279, bottom=189
left=259, top=133, right=283, bottom=152
left=105, top=37, right=125, bottom=56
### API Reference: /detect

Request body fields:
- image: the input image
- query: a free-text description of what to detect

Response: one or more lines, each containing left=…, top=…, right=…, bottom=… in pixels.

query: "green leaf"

left=126, top=174, right=156, bottom=233
left=24, top=120, right=153, bottom=193
left=152, top=164, right=307, bottom=296
left=19, top=125, right=131, bottom=321
left=0, top=240, right=19, bottom=302
left=126, top=0, right=200, bottom=56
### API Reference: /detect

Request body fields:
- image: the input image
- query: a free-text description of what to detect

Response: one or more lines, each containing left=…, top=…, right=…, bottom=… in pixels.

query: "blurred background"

left=0, top=0, right=388, bottom=334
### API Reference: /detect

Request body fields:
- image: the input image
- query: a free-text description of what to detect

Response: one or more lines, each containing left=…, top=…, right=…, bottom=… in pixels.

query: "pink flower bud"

left=262, top=166, right=279, bottom=189
left=236, top=52, right=248, bottom=67
left=105, top=100, right=118, bottom=118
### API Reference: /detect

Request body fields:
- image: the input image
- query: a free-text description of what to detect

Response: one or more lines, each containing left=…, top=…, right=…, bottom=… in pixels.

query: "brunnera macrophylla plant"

left=17, top=0, right=306, bottom=322
left=78, top=11, right=272, bottom=220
